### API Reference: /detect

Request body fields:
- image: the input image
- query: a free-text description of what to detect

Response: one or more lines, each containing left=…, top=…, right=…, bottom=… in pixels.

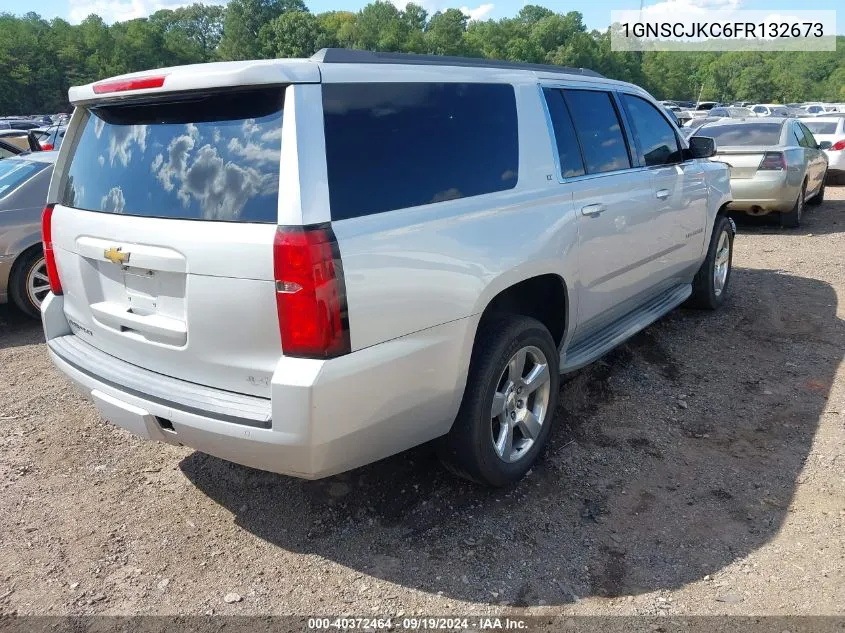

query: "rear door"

left=542, top=87, right=658, bottom=331
left=50, top=87, right=287, bottom=397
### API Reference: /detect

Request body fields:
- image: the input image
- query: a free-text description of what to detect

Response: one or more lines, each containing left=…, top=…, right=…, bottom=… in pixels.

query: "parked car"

left=0, top=139, right=26, bottom=160
left=750, top=104, right=789, bottom=117
left=0, top=120, right=41, bottom=131
left=33, top=126, right=67, bottom=151
left=695, top=101, right=720, bottom=111
left=0, top=129, right=41, bottom=152
left=0, top=152, right=57, bottom=317
left=695, top=118, right=828, bottom=227
left=708, top=107, right=754, bottom=118
left=802, top=104, right=827, bottom=115
left=42, top=49, right=733, bottom=486
left=681, top=116, right=723, bottom=137
left=801, top=117, right=845, bottom=184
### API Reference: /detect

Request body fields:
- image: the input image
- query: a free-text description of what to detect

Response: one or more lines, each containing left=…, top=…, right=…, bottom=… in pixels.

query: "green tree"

left=425, top=8, right=468, bottom=56
left=219, top=0, right=307, bottom=60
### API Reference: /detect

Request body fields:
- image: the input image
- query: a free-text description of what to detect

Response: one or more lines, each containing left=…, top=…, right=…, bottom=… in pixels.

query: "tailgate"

left=49, top=87, right=287, bottom=397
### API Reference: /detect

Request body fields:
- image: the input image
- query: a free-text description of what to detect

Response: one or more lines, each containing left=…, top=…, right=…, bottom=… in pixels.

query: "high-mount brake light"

left=93, top=75, right=166, bottom=94
left=273, top=225, right=350, bottom=359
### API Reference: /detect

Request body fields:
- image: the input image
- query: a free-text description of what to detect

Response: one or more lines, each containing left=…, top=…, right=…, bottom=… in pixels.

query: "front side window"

left=562, top=90, right=631, bottom=174
left=622, top=94, right=682, bottom=166
left=323, top=82, right=519, bottom=221
left=60, top=88, right=284, bottom=223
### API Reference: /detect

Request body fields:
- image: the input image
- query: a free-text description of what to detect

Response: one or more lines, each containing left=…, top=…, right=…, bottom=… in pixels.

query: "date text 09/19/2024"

left=307, top=617, right=529, bottom=630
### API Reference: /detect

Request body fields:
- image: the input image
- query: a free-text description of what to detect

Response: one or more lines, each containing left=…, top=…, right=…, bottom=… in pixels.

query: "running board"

left=561, top=284, right=692, bottom=373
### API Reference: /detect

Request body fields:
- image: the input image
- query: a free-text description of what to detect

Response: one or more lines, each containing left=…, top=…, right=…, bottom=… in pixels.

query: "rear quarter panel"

left=329, top=80, right=579, bottom=354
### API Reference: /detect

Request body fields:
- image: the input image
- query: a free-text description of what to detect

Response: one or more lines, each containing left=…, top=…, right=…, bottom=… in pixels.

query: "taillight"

left=758, top=152, right=786, bottom=170
left=830, top=139, right=845, bottom=151
left=273, top=224, right=350, bottom=359
left=40, top=143, right=53, bottom=151
left=93, top=75, right=166, bottom=94
left=41, top=205, right=62, bottom=295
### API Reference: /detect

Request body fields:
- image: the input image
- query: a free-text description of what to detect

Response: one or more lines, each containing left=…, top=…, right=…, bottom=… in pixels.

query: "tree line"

left=1, top=0, right=843, bottom=115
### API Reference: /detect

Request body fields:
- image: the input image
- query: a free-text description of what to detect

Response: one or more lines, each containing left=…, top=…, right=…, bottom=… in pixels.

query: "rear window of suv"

left=60, top=88, right=284, bottom=223
left=322, top=82, right=519, bottom=221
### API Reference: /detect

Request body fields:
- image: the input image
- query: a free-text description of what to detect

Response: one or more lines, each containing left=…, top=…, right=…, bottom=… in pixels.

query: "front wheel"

left=438, top=315, right=560, bottom=487
left=687, top=214, right=734, bottom=310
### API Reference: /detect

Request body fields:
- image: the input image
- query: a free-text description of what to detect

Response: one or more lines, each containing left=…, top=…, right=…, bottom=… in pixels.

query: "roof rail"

left=310, top=48, right=605, bottom=79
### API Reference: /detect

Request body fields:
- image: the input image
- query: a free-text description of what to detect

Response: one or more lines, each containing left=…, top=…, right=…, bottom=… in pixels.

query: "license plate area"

left=123, top=267, right=159, bottom=316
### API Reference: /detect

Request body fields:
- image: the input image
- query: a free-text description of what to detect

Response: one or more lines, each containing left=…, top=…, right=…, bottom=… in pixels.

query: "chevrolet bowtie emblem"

left=103, top=247, right=130, bottom=265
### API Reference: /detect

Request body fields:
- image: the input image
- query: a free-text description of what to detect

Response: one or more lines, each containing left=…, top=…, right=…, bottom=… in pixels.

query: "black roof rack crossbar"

left=310, top=48, right=605, bottom=79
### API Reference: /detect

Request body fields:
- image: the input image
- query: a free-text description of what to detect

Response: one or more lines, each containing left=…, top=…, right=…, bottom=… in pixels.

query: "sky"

left=2, top=0, right=842, bottom=33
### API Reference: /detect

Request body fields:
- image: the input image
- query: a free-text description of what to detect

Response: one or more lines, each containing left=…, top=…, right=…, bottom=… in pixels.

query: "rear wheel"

left=9, top=248, right=49, bottom=319
left=438, top=315, right=560, bottom=487
left=806, top=175, right=825, bottom=206
left=780, top=182, right=805, bottom=228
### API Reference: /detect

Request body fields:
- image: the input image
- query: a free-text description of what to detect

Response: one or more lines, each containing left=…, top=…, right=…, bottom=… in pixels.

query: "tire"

left=780, top=182, right=805, bottom=228
left=438, top=315, right=560, bottom=487
left=686, top=214, right=734, bottom=311
left=9, top=247, right=49, bottom=319
left=806, top=176, right=825, bottom=206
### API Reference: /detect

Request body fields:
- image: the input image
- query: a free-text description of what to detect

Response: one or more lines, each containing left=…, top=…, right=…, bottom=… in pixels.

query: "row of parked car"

left=0, top=50, right=838, bottom=487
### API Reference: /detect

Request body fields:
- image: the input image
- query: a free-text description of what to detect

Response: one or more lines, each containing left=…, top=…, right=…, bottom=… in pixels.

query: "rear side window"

left=60, top=88, right=284, bottom=223
left=323, top=82, right=518, bottom=221
left=621, top=94, right=682, bottom=166
left=798, top=123, right=817, bottom=148
left=696, top=122, right=783, bottom=146
left=0, top=159, right=49, bottom=198
left=562, top=90, right=631, bottom=174
left=542, top=88, right=585, bottom=178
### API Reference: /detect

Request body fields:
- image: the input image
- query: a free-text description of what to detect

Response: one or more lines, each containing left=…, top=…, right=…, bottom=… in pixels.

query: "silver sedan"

left=0, top=151, right=56, bottom=317
left=693, top=117, right=829, bottom=227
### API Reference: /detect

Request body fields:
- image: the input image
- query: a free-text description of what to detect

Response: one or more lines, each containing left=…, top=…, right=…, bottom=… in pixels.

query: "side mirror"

left=818, top=141, right=832, bottom=150
left=688, top=135, right=716, bottom=159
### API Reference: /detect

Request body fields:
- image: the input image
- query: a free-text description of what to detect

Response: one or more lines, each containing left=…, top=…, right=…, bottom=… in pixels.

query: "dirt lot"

left=1, top=189, right=844, bottom=620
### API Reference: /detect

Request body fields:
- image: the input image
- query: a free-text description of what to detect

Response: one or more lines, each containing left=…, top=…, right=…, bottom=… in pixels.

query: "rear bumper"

left=43, top=294, right=473, bottom=479
left=726, top=175, right=799, bottom=213
left=823, top=151, right=845, bottom=173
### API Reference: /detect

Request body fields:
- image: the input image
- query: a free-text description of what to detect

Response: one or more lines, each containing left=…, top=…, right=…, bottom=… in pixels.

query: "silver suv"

left=43, top=50, right=733, bottom=486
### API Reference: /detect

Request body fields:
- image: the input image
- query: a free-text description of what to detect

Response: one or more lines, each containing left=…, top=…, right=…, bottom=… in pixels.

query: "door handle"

left=656, top=188, right=670, bottom=200
left=581, top=203, right=606, bottom=217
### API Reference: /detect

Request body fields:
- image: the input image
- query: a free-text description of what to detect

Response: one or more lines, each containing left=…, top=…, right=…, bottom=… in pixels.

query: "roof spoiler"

left=310, top=48, right=605, bottom=79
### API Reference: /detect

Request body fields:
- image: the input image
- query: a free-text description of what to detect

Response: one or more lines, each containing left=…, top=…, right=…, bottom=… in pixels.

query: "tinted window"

left=0, top=159, right=49, bottom=198
left=753, top=106, right=767, bottom=113
left=61, top=88, right=284, bottom=222
left=696, top=122, right=783, bottom=146
left=563, top=90, right=631, bottom=174
left=803, top=121, right=838, bottom=135
left=622, top=94, right=682, bottom=166
left=542, top=88, right=585, bottom=178
left=798, top=123, right=817, bottom=147
left=323, top=83, right=518, bottom=221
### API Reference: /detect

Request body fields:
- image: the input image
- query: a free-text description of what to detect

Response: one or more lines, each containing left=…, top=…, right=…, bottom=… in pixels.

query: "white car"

left=801, top=117, right=845, bottom=183
left=750, top=104, right=788, bottom=117
left=42, top=49, right=733, bottom=486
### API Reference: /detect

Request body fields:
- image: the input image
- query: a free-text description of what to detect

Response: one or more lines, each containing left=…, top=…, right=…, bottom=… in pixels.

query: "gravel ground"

left=1, top=188, right=843, bottom=619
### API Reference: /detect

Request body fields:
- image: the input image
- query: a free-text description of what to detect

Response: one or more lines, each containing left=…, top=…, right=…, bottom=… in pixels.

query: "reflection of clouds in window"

left=154, top=127, right=196, bottom=192
left=501, top=170, right=516, bottom=182
left=94, top=117, right=105, bottom=139
left=180, top=145, right=270, bottom=220
left=108, top=125, right=148, bottom=168
left=242, top=118, right=259, bottom=138
left=227, top=137, right=281, bottom=165
left=101, top=186, right=125, bottom=213
left=98, top=155, right=104, bottom=167
left=431, top=188, right=462, bottom=203
left=212, top=128, right=221, bottom=143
